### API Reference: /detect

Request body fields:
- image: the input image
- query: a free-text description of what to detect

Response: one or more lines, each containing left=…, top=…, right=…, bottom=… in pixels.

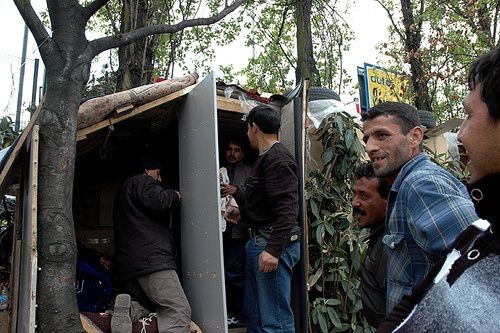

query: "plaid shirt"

left=384, top=153, right=477, bottom=313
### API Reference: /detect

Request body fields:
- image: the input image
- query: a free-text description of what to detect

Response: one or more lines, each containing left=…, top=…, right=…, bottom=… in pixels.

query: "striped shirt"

left=384, top=153, right=478, bottom=313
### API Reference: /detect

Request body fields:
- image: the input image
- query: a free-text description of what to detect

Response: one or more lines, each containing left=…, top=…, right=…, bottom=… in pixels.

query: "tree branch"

left=90, top=0, right=247, bottom=56
left=373, top=0, right=406, bottom=42
left=13, top=0, right=52, bottom=54
left=83, top=0, right=110, bottom=20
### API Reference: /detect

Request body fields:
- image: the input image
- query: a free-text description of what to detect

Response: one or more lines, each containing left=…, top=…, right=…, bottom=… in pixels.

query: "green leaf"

left=308, top=268, right=323, bottom=288
left=310, top=199, right=320, bottom=219
left=318, top=311, right=329, bottom=333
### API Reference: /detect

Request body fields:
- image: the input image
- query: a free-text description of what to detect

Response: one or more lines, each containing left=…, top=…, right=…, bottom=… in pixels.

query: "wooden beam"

left=216, top=95, right=248, bottom=113
left=0, top=101, right=43, bottom=197
left=77, top=84, right=196, bottom=141
left=28, top=126, right=39, bottom=333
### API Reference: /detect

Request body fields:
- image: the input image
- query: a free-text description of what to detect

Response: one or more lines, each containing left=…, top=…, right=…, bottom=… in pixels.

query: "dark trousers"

left=224, top=236, right=247, bottom=319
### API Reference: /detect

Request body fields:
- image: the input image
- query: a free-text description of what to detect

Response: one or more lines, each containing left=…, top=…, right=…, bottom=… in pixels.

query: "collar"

left=259, top=140, right=280, bottom=156
left=467, top=173, right=500, bottom=233
left=391, top=153, right=428, bottom=192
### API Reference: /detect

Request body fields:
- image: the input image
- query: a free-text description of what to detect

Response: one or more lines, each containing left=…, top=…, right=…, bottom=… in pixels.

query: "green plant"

left=0, top=116, right=18, bottom=149
left=306, top=112, right=374, bottom=332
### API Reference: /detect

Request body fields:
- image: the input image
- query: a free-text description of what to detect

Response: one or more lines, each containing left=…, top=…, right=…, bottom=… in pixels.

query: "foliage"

left=306, top=112, right=373, bottom=332
left=84, top=0, right=244, bottom=92
left=0, top=116, right=18, bottom=149
left=237, top=0, right=354, bottom=93
left=376, top=0, right=499, bottom=122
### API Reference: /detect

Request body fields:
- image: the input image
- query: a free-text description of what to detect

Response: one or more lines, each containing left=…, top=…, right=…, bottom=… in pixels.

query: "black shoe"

left=111, top=294, right=132, bottom=333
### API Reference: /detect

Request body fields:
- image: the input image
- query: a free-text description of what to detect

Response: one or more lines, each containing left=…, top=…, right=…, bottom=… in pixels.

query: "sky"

left=0, top=0, right=390, bottom=128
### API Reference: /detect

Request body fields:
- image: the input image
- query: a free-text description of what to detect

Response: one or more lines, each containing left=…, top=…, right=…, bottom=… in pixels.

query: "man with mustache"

left=352, top=162, right=390, bottom=327
left=362, top=101, right=478, bottom=314
left=377, top=47, right=500, bottom=332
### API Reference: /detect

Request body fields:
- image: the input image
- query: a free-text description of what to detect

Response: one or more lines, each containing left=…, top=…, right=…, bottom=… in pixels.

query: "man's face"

left=145, top=169, right=162, bottom=183
left=225, top=143, right=244, bottom=165
left=362, top=115, right=420, bottom=178
left=352, top=177, right=387, bottom=229
left=458, top=83, right=500, bottom=182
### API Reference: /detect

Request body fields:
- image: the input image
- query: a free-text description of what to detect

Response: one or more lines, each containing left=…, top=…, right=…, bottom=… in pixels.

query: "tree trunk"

left=400, top=0, right=432, bottom=111
left=117, top=0, right=156, bottom=91
left=37, top=76, right=85, bottom=333
left=33, top=3, right=90, bottom=331
left=295, top=0, right=321, bottom=86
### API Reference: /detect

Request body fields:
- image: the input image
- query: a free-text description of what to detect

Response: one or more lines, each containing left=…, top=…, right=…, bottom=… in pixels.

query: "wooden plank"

left=28, top=126, right=39, bottom=333
left=216, top=96, right=249, bottom=113
left=0, top=101, right=43, bottom=197
left=77, top=84, right=197, bottom=141
left=115, top=103, right=134, bottom=114
left=9, top=186, right=22, bottom=333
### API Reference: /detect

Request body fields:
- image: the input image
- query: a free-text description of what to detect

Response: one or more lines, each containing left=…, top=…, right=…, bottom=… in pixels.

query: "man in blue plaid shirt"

left=362, top=102, right=478, bottom=314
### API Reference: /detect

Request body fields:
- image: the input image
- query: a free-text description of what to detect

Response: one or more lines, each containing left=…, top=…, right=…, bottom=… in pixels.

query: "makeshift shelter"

left=0, top=73, right=309, bottom=333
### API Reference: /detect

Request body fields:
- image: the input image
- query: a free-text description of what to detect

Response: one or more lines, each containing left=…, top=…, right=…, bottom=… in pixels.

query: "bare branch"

left=90, top=0, right=247, bottom=56
left=13, top=0, right=52, bottom=52
left=83, top=0, right=110, bottom=19
left=373, top=0, right=406, bottom=42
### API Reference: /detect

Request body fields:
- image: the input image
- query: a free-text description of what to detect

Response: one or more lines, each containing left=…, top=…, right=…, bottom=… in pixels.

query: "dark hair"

left=226, top=137, right=244, bottom=149
left=362, top=101, right=420, bottom=135
left=467, top=47, right=500, bottom=122
left=247, top=105, right=280, bottom=134
left=353, top=162, right=390, bottom=198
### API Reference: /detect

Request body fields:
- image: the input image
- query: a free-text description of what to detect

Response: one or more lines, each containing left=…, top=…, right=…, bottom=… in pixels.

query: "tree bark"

left=400, top=0, right=431, bottom=111
left=295, top=0, right=321, bottom=86
left=116, top=0, right=157, bottom=91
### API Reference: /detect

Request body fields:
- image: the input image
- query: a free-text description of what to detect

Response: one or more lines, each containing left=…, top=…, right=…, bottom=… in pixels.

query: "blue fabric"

left=384, top=153, right=478, bottom=313
left=245, top=236, right=300, bottom=333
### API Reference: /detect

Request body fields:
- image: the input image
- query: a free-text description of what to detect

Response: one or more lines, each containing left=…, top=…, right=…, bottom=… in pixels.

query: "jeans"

left=224, top=236, right=247, bottom=319
left=245, top=236, right=301, bottom=333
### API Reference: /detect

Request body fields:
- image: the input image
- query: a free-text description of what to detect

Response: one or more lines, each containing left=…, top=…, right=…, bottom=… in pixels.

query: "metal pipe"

left=15, top=25, right=29, bottom=131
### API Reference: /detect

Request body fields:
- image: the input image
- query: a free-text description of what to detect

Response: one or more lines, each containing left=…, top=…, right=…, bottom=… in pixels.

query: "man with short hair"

left=112, top=155, right=192, bottom=333
left=352, top=162, right=389, bottom=327
left=225, top=105, right=301, bottom=333
left=221, top=139, right=251, bottom=326
left=377, top=46, right=500, bottom=333
left=362, top=101, right=478, bottom=313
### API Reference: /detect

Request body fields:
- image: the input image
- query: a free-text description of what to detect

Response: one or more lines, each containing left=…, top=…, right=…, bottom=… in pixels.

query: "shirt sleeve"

left=404, top=173, right=477, bottom=256
left=264, top=160, right=299, bottom=258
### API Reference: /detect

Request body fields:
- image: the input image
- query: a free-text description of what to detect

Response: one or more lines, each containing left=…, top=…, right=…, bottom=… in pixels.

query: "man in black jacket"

left=352, top=162, right=389, bottom=328
left=225, top=105, right=301, bottom=333
left=112, top=155, right=191, bottom=333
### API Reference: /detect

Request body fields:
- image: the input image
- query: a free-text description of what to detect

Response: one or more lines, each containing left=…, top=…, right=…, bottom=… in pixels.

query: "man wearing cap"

left=112, top=155, right=191, bottom=333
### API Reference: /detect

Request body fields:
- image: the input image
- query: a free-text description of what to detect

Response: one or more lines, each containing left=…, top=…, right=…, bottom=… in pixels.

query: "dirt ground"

left=0, top=311, right=8, bottom=333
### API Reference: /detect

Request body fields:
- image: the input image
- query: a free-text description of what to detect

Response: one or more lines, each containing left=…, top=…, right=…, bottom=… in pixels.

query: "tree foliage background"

left=375, top=0, right=499, bottom=121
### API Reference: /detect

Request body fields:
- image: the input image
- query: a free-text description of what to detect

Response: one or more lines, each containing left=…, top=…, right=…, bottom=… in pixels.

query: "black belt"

left=254, top=225, right=301, bottom=243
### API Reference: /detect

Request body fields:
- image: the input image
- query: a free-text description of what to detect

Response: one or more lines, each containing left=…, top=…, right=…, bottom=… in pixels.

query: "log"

left=77, top=73, right=199, bottom=129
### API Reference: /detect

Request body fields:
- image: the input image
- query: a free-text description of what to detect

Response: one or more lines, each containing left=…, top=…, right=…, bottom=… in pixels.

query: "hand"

left=224, top=206, right=241, bottom=224
left=259, top=250, right=278, bottom=272
left=221, top=184, right=237, bottom=197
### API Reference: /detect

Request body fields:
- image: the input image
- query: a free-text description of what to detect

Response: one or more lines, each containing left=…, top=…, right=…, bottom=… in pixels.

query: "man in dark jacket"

left=352, top=162, right=389, bottom=328
left=221, top=138, right=251, bottom=326
left=112, top=155, right=191, bottom=333
left=225, top=105, right=301, bottom=333
left=377, top=47, right=500, bottom=332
